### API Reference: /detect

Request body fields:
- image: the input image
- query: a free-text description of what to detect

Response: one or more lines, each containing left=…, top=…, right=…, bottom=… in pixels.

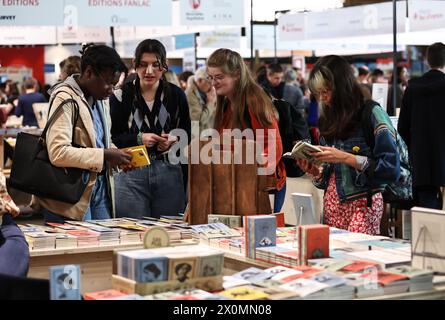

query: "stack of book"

left=362, top=270, right=410, bottom=295
left=52, top=233, right=78, bottom=249
left=244, top=215, right=277, bottom=259
left=113, top=245, right=224, bottom=295
left=305, top=272, right=355, bottom=300
left=386, top=266, right=434, bottom=292
left=145, top=288, right=226, bottom=300
left=66, top=229, right=100, bottom=247
left=190, top=223, right=241, bottom=242
left=208, top=214, right=243, bottom=228
left=298, top=224, right=330, bottom=265
left=83, top=289, right=143, bottom=300
left=24, top=231, right=56, bottom=250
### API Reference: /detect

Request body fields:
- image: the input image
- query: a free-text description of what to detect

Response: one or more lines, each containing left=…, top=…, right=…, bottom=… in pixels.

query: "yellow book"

left=219, top=286, right=269, bottom=300
left=122, top=145, right=150, bottom=168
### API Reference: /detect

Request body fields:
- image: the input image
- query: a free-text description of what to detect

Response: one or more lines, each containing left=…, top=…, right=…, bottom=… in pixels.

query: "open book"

left=283, top=141, right=322, bottom=164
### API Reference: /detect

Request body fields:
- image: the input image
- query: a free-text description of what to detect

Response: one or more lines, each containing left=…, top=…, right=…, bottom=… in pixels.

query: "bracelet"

left=137, top=132, right=143, bottom=146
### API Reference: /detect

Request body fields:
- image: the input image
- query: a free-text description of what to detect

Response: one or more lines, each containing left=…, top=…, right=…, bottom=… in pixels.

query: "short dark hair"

left=23, top=77, right=37, bottom=90
left=427, top=42, right=445, bottom=69
left=178, top=71, right=194, bottom=83
left=358, top=66, right=369, bottom=77
left=79, top=43, right=127, bottom=75
left=62, top=56, right=81, bottom=77
left=369, top=68, right=384, bottom=82
left=267, top=63, right=283, bottom=75
left=134, top=39, right=168, bottom=71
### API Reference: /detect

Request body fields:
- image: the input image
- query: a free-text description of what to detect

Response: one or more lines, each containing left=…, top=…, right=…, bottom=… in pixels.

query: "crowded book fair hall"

left=1, top=0, right=445, bottom=305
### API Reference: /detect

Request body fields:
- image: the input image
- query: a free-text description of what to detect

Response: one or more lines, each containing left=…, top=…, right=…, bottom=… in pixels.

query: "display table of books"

left=25, top=218, right=196, bottom=293
left=23, top=217, right=445, bottom=299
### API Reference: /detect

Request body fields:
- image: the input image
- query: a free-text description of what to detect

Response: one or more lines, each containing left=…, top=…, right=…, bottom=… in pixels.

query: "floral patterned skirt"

left=323, top=173, right=383, bottom=235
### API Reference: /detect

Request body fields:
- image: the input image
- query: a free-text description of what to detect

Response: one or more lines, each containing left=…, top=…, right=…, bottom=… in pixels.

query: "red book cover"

left=341, top=260, right=380, bottom=273
left=302, top=224, right=330, bottom=262
left=273, top=212, right=285, bottom=228
left=362, top=271, right=408, bottom=286
left=84, top=289, right=127, bottom=300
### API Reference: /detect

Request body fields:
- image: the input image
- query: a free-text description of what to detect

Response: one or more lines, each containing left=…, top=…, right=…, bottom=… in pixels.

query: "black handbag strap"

left=41, top=89, right=80, bottom=145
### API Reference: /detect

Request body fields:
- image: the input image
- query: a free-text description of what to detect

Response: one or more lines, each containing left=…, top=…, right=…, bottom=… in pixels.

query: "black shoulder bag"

left=9, top=93, right=90, bottom=204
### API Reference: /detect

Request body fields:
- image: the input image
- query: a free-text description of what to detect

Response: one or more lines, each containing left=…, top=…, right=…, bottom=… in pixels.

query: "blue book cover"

left=134, top=256, right=168, bottom=283
left=49, top=265, right=81, bottom=300
left=253, top=216, right=276, bottom=249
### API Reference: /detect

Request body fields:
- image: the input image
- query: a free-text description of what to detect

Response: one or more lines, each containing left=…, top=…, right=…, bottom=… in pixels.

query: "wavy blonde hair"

left=207, top=48, right=274, bottom=129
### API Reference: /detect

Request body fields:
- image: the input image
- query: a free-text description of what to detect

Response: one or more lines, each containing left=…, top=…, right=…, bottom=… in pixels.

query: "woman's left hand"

left=312, top=146, right=351, bottom=164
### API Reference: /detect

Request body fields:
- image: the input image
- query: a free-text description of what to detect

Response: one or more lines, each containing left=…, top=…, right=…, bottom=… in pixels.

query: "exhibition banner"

left=278, top=13, right=306, bottom=42
left=0, top=0, right=63, bottom=26
left=200, top=28, right=241, bottom=48
left=180, top=0, right=244, bottom=26
left=279, top=2, right=405, bottom=41
left=57, top=26, right=110, bottom=44
left=0, top=26, right=57, bottom=44
left=246, top=24, right=276, bottom=50
left=62, top=0, right=172, bottom=27
left=409, top=0, right=445, bottom=32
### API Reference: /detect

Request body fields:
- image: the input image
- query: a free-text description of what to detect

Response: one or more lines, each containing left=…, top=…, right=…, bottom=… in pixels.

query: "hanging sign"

left=180, top=0, right=244, bottom=26
left=62, top=0, right=172, bottom=27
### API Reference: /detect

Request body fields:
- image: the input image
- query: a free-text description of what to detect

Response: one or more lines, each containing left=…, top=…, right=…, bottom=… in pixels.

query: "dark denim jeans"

left=274, top=182, right=287, bottom=213
left=43, top=175, right=111, bottom=223
left=114, top=160, right=186, bottom=219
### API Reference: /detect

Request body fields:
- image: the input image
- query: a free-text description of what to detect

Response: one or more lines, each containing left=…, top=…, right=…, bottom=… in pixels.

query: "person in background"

left=0, top=171, right=29, bottom=277
left=283, top=68, right=299, bottom=87
left=387, top=65, right=409, bottom=115
left=206, top=48, right=286, bottom=213
left=298, top=55, right=400, bottom=235
left=357, top=66, right=370, bottom=84
left=15, top=77, right=46, bottom=127
left=369, top=68, right=387, bottom=84
left=110, top=39, right=190, bottom=219
left=59, top=56, right=81, bottom=82
left=261, top=63, right=305, bottom=117
left=178, top=71, right=194, bottom=91
left=0, top=82, right=7, bottom=104
left=398, top=42, right=445, bottom=209
left=35, top=44, right=131, bottom=223
left=164, top=70, right=180, bottom=87
left=4, top=80, right=20, bottom=115
left=185, top=66, right=216, bottom=135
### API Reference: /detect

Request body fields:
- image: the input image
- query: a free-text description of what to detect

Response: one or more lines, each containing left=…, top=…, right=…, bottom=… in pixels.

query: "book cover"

left=84, top=289, right=127, bottom=300
left=196, top=253, right=224, bottom=277
left=363, top=270, right=409, bottom=286
left=167, top=255, right=197, bottom=283
left=280, top=279, right=329, bottom=297
left=341, top=260, right=380, bottom=273
left=49, top=265, right=81, bottom=300
left=299, top=224, right=329, bottom=264
left=219, top=286, right=269, bottom=300
left=121, top=145, right=150, bottom=168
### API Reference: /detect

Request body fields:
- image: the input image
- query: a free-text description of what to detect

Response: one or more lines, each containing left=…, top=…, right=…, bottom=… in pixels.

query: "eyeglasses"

left=206, top=74, right=226, bottom=84
left=95, top=71, right=121, bottom=90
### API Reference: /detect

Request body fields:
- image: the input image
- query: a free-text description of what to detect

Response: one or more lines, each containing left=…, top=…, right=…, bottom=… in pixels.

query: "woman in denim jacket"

left=298, top=55, right=400, bottom=235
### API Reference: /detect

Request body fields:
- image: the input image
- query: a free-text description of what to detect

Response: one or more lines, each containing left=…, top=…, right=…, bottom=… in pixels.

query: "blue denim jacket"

left=313, top=105, right=400, bottom=203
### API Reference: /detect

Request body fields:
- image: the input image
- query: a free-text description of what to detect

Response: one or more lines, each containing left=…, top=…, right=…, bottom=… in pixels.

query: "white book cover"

left=280, top=279, right=329, bottom=297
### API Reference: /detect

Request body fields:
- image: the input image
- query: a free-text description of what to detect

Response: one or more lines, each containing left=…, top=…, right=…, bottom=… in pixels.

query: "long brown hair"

left=207, top=48, right=274, bottom=129
left=308, top=55, right=365, bottom=141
